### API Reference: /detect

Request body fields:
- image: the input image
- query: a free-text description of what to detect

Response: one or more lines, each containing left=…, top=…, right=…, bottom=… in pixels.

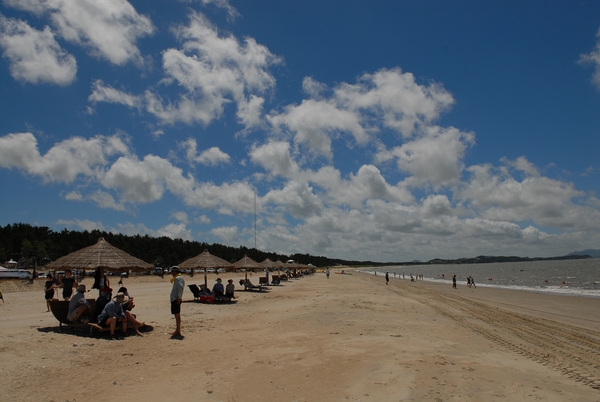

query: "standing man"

left=385, top=272, right=389, bottom=285
left=60, top=269, right=77, bottom=301
left=170, top=267, right=185, bottom=338
left=325, top=268, right=330, bottom=279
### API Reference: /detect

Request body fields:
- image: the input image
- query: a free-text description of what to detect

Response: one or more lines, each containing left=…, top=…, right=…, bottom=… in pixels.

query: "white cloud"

left=88, top=80, right=142, bottom=108
left=197, top=0, right=240, bottom=21
left=268, top=68, right=455, bottom=160
left=101, top=155, right=181, bottom=203
left=196, top=147, right=231, bottom=166
left=382, top=125, right=475, bottom=188
left=579, top=27, right=600, bottom=90
left=41, top=0, right=153, bottom=65
left=264, top=181, right=324, bottom=219
left=0, top=132, right=129, bottom=183
left=268, top=99, right=367, bottom=159
left=333, top=68, right=454, bottom=137
left=157, top=223, right=193, bottom=240
left=210, top=225, right=238, bottom=243
left=458, top=158, right=600, bottom=230
left=55, top=218, right=105, bottom=232
left=0, top=16, right=76, bottom=85
left=180, top=138, right=230, bottom=166
left=250, top=141, right=299, bottom=178
left=147, top=11, right=280, bottom=126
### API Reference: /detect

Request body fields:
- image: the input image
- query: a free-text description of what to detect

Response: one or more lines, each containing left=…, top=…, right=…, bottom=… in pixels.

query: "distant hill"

left=568, top=249, right=600, bottom=258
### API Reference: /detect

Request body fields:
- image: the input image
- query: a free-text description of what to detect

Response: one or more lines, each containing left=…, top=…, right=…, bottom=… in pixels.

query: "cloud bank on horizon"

left=1, top=0, right=600, bottom=262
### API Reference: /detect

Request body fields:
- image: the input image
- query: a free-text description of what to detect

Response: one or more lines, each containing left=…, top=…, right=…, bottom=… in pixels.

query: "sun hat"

left=77, top=284, right=86, bottom=292
left=171, top=267, right=180, bottom=273
left=113, top=292, right=128, bottom=302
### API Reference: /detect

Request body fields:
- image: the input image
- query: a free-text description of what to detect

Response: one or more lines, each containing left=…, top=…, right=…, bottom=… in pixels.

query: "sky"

left=1, top=0, right=600, bottom=263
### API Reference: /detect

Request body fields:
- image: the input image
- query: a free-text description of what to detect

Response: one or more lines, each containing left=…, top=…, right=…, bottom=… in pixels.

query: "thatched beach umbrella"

left=45, top=237, right=153, bottom=273
left=44, top=237, right=153, bottom=290
left=233, top=255, right=262, bottom=280
left=178, top=249, right=233, bottom=289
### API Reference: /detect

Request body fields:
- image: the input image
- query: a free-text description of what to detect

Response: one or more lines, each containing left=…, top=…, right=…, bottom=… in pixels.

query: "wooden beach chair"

left=241, top=279, right=268, bottom=292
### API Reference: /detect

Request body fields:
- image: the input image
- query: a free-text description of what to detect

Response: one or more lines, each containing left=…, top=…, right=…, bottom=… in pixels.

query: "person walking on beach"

left=385, top=272, right=389, bottom=285
left=452, top=275, right=457, bottom=289
left=170, top=267, right=185, bottom=338
left=325, top=268, right=330, bottom=279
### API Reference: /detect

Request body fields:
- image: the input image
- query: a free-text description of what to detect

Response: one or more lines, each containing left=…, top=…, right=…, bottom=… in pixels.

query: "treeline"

left=0, top=223, right=364, bottom=269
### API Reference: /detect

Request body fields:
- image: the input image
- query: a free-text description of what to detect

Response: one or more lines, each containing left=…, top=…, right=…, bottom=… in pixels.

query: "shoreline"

left=1, top=271, right=599, bottom=400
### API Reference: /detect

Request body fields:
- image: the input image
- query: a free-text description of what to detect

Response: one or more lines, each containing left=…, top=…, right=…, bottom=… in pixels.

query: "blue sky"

left=1, top=0, right=600, bottom=262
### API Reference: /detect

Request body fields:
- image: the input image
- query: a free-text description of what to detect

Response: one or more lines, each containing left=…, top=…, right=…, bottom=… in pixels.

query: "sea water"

left=364, top=258, right=600, bottom=298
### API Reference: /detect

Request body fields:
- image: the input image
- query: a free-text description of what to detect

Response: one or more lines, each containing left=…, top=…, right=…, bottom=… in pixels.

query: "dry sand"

left=1, top=271, right=599, bottom=401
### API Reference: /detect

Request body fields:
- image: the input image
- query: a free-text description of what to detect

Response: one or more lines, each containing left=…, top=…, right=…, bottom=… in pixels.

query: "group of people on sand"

left=64, top=283, right=146, bottom=338
left=43, top=267, right=235, bottom=341
left=53, top=269, right=146, bottom=339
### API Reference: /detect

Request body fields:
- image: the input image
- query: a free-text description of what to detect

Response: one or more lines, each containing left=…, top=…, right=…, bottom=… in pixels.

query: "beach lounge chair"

left=271, top=275, right=281, bottom=285
left=259, top=276, right=269, bottom=286
left=240, top=279, right=268, bottom=292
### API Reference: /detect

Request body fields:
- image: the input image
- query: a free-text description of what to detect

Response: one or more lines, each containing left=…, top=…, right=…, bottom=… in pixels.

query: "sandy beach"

left=1, top=271, right=599, bottom=401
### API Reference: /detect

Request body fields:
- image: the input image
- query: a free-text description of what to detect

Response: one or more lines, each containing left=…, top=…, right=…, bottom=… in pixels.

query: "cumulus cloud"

left=579, top=27, right=600, bottom=90
left=180, top=138, right=231, bottom=166
left=151, top=11, right=279, bottom=126
left=264, top=181, right=323, bottom=219
left=458, top=158, right=600, bottom=230
left=268, top=68, right=455, bottom=160
left=210, top=225, right=238, bottom=243
left=5, top=0, right=154, bottom=65
left=268, top=99, right=367, bottom=159
left=250, top=141, right=299, bottom=178
left=380, top=125, right=475, bottom=188
left=0, top=132, right=129, bottom=183
left=0, top=16, right=77, bottom=85
left=90, top=10, right=280, bottom=130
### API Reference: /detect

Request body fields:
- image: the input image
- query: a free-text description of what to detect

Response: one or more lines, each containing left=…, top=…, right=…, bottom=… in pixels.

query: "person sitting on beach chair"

left=225, top=279, right=235, bottom=299
left=97, top=292, right=128, bottom=338
left=67, top=284, right=92, bottom=324
left=212, top=278, right=225, bottom=296
left=116, top=286, right=145, bottom=336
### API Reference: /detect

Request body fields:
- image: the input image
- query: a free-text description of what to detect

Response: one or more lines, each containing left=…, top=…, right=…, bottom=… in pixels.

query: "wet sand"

left=1, top=271, right=599, bottom=401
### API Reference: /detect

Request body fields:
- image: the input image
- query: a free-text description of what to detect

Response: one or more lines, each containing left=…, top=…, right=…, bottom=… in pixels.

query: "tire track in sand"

left=394, top=284, right=600, bottom=390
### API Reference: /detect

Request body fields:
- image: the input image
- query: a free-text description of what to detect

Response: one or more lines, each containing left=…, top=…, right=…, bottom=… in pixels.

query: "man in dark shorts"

left=169, top=267, right=185, bottom=338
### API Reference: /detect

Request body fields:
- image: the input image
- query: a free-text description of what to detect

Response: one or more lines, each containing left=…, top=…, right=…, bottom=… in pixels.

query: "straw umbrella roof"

left=232, top=255, right=262, bottom=270
left=177, top=249, right=233, bottom=270
left=44, top=237, right=153, bottom=272
left=258, top=258, right=277, bottom=269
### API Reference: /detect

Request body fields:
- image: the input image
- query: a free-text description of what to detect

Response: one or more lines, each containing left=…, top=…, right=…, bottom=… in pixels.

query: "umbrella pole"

left=204, top=268, right=208, bottom=289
